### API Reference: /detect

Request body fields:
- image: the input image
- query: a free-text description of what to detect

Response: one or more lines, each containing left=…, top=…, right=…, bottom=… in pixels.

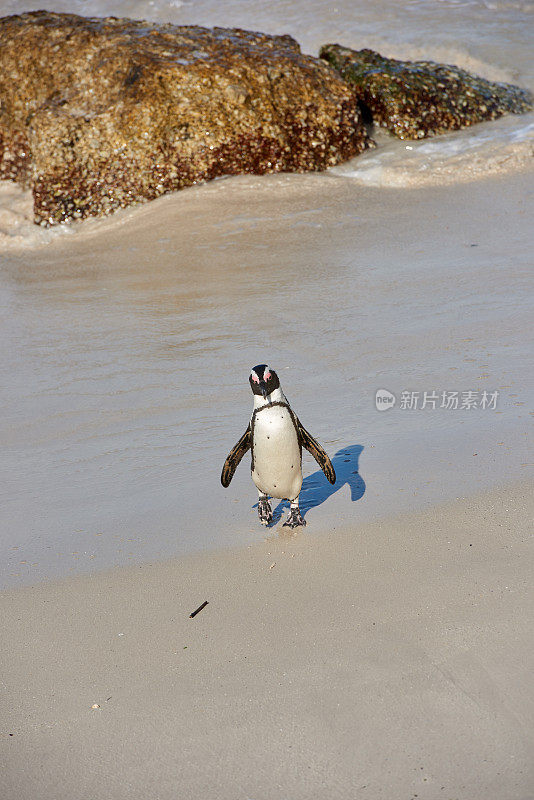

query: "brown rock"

left=320, top=44, right=533, bottom=140
left=0, top=11, right=369, bottom=225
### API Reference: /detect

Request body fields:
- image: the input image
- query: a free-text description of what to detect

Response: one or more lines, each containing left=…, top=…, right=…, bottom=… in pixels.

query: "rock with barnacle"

left=0, top=11, right=369, bottom=226
left=320, top=44, right=533, bottom=140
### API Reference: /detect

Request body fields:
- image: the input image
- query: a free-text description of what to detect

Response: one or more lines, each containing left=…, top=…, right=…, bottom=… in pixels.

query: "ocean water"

left=0, top=0, right=533, bottom=587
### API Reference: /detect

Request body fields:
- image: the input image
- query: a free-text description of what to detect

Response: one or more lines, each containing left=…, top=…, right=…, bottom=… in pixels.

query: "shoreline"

left=2, top=138, right=534, bottom=250
left=1, top=481, right=533, bottom=799
left=1, top=168, right=533, bottom=589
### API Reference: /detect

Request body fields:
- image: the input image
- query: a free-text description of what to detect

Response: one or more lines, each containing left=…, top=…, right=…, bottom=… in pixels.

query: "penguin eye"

left=251, top=374, right=259, bottom=384
left=264, top=371, right=272, bottom=382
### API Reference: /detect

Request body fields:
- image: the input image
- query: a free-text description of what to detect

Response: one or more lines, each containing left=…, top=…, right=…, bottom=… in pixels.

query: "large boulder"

left=0, top=12, right=369, bottom=226
left=320, top=44, right=532, bottom=140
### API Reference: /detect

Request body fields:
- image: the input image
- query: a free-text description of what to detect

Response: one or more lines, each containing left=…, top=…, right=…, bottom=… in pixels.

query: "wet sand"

left=1, top=482, right=533, bottom=800
left=1, top=169, right=533, bottom=587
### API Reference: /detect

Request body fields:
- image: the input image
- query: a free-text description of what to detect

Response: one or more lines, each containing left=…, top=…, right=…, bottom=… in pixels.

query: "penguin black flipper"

left=297, top=422, right=337, bottom=485
left=221, top=425, right=252, bottom=488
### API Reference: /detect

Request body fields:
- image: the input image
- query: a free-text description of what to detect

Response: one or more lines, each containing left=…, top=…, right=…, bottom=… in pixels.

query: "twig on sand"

left=189, top=600, right=209, bottom=618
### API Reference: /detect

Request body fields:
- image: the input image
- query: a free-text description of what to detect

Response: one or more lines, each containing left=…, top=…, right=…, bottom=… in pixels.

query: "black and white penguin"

left=221, top=364, right=336, bottom=528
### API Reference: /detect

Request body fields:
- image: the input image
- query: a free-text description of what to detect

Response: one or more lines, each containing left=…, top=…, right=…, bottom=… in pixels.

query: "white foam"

left=330, top=115, right=534, bottom=187
left=0, top=181, right=77, bottom=249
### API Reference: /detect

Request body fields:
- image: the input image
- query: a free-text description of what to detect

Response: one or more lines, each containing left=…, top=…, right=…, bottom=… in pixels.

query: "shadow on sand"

left=252, top=444, right=365, bottom=526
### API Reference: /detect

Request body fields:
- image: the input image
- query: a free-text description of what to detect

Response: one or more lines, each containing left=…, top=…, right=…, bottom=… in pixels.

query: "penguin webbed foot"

left=283, top=508, right=306, bottom=529
left=258, top=497, right=273, bottom=526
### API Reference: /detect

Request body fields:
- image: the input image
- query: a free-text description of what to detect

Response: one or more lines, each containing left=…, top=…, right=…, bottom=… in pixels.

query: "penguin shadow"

left=253, top=444, right=365, bottom=527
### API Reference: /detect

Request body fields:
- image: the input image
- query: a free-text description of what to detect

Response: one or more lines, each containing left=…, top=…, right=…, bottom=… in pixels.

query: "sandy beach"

left=1, top=0, right=534, bottom=796
left=1, top=163, right=533, bottom=796
left=1, top=483, right=533, bottom=799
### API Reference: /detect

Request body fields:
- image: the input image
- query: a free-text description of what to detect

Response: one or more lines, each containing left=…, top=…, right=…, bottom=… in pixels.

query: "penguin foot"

left=283, top=508, right=306, bottom=529
left=258, top=497, right=273, bottom=526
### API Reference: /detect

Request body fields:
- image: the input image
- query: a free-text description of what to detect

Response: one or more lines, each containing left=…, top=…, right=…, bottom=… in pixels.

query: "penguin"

left=221, top=364, right=336, bottom=528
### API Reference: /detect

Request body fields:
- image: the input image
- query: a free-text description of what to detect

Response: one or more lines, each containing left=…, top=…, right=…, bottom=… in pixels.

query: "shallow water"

left=1, top=172, right=532, bottom=587
left=0, top=0, right=533, bottom=587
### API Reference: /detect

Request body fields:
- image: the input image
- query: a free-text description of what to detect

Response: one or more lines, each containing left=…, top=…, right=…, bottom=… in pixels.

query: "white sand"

left=1, top=483, right=533, bottom=799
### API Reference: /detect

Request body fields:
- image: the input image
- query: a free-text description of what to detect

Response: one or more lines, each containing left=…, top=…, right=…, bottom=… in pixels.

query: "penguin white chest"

left=251, top=406, right=302, bottom=500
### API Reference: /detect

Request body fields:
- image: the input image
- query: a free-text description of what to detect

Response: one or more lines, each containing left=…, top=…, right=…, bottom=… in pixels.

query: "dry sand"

left=1, top=482, right=533, bottom=800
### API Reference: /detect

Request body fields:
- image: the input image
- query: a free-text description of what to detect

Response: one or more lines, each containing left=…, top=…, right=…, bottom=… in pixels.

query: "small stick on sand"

left=189, top=600, right=208, bottom=618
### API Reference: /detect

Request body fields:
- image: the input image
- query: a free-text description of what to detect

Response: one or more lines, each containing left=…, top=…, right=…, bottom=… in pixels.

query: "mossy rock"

left=320, top=44, right=532, bottom=140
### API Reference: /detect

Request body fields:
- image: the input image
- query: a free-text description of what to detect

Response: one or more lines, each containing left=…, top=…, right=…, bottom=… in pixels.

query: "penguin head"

left=249, top=364, right=280, bottom=399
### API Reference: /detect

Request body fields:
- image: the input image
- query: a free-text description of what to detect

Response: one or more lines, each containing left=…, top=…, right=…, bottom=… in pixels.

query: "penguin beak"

left=259, top=380, right=268, bottom=399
